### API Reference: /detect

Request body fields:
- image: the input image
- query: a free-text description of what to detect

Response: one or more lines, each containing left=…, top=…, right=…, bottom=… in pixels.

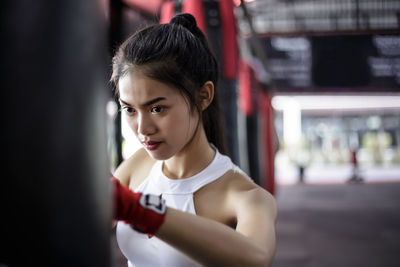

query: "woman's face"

left=118, top=70, right=199, bottom=160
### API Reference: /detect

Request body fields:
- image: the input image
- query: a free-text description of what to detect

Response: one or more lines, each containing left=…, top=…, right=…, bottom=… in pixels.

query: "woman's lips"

left=143, top=141, right=162, bottom=151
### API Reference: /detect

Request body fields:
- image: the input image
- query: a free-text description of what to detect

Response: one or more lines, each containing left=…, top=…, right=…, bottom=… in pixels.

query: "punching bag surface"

left=0, top=1, right=111, bottom=266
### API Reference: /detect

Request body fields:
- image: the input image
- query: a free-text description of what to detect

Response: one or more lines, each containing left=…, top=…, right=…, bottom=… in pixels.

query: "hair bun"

left=170, top=13, right=198, bottom=33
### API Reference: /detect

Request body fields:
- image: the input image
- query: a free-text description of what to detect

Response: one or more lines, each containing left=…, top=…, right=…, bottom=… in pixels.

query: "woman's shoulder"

left=200, top=168, right=276, bottom=222
left=113, top=148, right=156, bottom=189
left=223, top=169, right=276, bottom=211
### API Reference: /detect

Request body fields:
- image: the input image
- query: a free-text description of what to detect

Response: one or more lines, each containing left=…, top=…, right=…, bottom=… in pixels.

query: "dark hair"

left=111, top=13, right=226, bottom=154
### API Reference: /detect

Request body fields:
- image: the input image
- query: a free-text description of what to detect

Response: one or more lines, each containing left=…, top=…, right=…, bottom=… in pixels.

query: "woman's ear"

left=198, top=81, right=214, bottom=111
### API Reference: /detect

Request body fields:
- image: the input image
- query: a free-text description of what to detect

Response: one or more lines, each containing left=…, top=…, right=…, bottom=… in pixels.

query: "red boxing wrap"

left=111, top=176, right=166, bottom=234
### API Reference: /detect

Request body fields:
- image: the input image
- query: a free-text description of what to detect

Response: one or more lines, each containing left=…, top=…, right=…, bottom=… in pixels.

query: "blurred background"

left=1, top=0, right=399, bottom=266
left=106, top=1, right=400, bottom=266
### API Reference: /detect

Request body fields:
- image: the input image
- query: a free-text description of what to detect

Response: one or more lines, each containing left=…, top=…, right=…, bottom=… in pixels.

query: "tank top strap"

left=135, top=162, right=159, bottom=193
left=139, top=149, right=234, bottom=195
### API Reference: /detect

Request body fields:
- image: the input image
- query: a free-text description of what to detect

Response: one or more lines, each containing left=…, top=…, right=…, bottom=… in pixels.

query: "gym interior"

left=1, top=0, right=399, bottom=266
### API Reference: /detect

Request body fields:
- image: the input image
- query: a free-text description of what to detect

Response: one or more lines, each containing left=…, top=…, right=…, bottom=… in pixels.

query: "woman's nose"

left=136, top=113, right=156, bottom=137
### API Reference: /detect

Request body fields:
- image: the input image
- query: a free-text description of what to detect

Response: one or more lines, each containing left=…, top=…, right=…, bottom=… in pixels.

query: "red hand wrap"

left=111, top=176, right=166, bottom=234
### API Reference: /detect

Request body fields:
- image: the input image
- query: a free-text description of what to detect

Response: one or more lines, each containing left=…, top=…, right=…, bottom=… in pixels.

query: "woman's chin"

left=146, top=149, right=173, bottom=161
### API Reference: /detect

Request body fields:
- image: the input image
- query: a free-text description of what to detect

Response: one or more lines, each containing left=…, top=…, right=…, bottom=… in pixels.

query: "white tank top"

left=116, top=149, right=243, bottom=267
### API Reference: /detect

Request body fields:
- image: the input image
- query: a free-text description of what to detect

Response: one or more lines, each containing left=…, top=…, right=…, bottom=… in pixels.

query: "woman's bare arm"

left=156, top=187, right=277, bottom=267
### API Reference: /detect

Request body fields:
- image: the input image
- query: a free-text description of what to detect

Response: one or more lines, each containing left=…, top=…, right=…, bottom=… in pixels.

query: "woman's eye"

left=121, top=106, right=136, bottom=115
left=151, top=106, right=164, bottom=114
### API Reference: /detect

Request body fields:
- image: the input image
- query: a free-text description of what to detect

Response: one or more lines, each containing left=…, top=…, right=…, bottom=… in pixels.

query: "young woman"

left=111, top=13, right=276, bottom=267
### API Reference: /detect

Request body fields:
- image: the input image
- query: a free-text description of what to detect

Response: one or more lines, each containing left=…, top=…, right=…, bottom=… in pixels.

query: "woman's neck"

left=162, top=126, right=215, bottom=180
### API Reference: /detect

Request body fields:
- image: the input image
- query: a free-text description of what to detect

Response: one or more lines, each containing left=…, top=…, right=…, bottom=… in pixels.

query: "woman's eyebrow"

left=119, top=99, right=131, bottom=106
left=119, top=97, right=167, bottom=107
left=142, top=97, right=167, bottom=107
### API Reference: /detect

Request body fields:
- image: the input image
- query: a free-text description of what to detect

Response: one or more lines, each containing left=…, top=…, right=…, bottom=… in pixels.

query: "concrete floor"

left=112, top=181, right=400, bottom=267
left=272, top=182, right=400, bottom=267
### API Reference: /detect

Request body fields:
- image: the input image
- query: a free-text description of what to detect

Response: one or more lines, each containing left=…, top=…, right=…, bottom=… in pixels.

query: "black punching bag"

left=0, top=1, right=111, bottom=266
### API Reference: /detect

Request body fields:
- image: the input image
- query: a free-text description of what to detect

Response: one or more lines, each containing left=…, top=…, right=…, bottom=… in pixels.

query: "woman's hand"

left=111, top=176, right=166, bottom=234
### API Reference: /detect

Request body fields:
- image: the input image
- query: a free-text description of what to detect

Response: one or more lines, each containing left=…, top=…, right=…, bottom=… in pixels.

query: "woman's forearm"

left=155, top=208, right=273, bottom=267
